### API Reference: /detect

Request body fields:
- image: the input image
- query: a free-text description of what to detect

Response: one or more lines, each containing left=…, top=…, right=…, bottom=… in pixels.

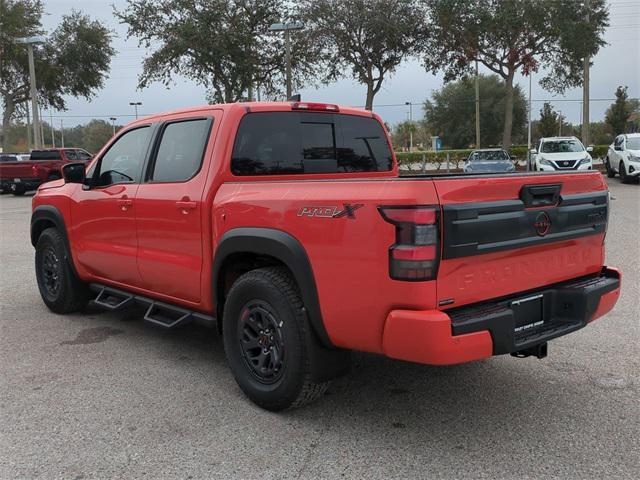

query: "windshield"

left=627, top=137, right=640, bottom=150
left=469, top=150, right=509, bottom=162
left=0, top=155, right=18, bottom=162
left=541, top=139, right=584, bottom=153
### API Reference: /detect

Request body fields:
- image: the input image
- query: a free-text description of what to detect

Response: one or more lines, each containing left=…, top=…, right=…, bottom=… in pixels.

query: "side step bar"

left=89, top=284, right=215, bottom=329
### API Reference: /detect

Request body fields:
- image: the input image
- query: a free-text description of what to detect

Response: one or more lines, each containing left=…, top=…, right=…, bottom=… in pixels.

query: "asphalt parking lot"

left=0, top=179, right=638, bottom=479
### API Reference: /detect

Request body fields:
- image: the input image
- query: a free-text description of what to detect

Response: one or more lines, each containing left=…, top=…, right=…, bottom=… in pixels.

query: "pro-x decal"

left=298, top=204, right=364, bottom=219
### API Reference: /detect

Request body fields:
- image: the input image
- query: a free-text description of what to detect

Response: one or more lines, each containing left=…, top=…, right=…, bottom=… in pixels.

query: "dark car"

left=463, top=148, right=515, bottom=173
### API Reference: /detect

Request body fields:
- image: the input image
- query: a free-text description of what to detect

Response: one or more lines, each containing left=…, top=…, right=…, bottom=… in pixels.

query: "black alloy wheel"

left=41, top=246, right=61, bottom=298
left=238, top=301, right=286, bottom=383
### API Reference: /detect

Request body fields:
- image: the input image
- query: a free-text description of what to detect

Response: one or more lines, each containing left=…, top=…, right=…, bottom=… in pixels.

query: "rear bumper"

left=382, top=267, right=621, bottom=366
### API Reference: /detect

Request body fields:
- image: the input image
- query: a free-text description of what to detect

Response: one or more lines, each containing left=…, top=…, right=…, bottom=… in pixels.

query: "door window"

left=92, top=126, right=151, bottom=187
left=148, top=119, right=211, bottom=182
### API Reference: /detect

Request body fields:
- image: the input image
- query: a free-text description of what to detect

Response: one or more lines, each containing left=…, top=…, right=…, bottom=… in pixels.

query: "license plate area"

left=512, top=294, right=545, bottom=335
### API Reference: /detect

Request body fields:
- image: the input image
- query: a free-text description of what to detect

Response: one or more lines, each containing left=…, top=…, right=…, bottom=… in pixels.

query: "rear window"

left=231, top=112, right=393, bottom=175
left=30, top=150, right=62, bottom=160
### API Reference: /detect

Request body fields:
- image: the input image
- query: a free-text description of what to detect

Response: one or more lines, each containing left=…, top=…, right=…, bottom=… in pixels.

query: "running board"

left=93, top=286, right=133, bottom=310
left=89, top=284, right=215, bottom=329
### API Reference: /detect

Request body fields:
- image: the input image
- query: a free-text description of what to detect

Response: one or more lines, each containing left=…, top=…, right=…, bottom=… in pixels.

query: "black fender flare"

left=30, top=205, right=79, bottom=277
left=212, top=227, right=333, bottom=348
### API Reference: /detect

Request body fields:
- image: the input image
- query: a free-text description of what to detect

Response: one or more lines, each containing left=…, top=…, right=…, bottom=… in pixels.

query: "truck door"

left=70, top=125, right=153, bottom=286
left=134, top=113, right=219, bottom=304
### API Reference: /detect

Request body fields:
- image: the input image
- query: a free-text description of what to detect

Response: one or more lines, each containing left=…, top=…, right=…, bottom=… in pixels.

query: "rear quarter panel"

left=213, top=178, right=440, bottom=353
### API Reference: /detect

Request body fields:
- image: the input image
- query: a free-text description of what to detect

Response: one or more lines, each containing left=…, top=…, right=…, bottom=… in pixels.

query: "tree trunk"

left=365, top=82, right=375, bottom=111
left=1, top=94, right=15, bottom=152
left=502, top=70, right=515, bottom=148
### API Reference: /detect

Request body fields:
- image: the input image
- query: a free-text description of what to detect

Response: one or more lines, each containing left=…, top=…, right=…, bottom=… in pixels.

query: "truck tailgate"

left=433, top=172, right=608, bottom=309
left=0, top=162, right=35, bottom=179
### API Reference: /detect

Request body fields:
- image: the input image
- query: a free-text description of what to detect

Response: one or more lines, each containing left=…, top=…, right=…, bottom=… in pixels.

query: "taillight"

left=379, top=206, right=440, bottom=281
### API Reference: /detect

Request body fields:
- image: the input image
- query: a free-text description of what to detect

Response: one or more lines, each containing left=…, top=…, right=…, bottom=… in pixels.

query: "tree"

left=0, top=0, right=114, bottom=151
left=299, top=0, right=426, bottom=110
left=538, top=103, right=559, bottom=138
left=82, top=120, right=113, bottom=153
left=116, top=0, right=319, bottom=103
left=423, top=74, right=526, bottom=149
left=423, top=0, right=609, bottom=147
left=605, top=86, right=633, bottom=135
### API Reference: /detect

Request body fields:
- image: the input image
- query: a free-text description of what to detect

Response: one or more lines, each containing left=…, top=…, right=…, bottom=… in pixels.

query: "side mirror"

left=614, top=145, right=622, bottom=151
left=530, top=148, right=537, bottom=154
left=510, top=155, right=516, bottom=160
left=586, top=146, right=594, bottom=152
left=62, top=162, right=86, bottom=184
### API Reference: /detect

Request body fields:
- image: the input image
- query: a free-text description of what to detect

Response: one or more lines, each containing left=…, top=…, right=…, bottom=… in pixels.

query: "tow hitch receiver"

left=511, top=342, right=548, bottom=359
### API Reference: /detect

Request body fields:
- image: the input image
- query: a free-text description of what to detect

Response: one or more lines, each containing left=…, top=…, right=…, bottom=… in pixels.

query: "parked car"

left=605, top=133, right=640, bottom=183
left=531, top=136, right=593, bottom=172
left=0, top=148, right=92, bottom=195
left=463, top=148, right=515, bottom=173
left=30, top=102, right=620, bottom=410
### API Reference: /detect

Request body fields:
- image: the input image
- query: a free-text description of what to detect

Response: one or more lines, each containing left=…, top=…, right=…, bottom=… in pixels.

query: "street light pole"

left=110, top=117, right=117, bottom=136
left=405, top=101, right=413, bottom=152
left=50, top=110, right=55, bottom=147
left=268, top=22, right=305, bottom=99
left=558, top=112, right=563, bottom=136
left=582, top=0, right=590, bottom=146
left=27, top=44, right=40, bottom=148
left=475, top=60, right=480, bottom=148
left=527, top=73, right=532, bottom=171
left=129, top=102, right=142, bottom=119
left=17, top=36, right=46, bottom=149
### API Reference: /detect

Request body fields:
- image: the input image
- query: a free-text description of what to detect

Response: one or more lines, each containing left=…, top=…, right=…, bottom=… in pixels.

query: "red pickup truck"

left=0, top=148, right=92, bottom=195
left=30, top=102, right=621, bottom=410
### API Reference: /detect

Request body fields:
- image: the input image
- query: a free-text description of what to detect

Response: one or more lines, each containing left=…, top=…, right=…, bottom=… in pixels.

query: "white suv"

left=531, top=136, right=593, bottom=172
left=605, top=133, right=640, bottom=183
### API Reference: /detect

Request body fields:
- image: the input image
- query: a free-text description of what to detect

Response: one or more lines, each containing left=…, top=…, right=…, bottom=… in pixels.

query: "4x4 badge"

left=298, top=204, right=364, bottom=219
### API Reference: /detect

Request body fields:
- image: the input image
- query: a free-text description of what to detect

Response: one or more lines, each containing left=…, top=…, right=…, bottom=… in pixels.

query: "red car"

left=30, top=102, right=621, bottom=410
left=0, top=148, right=92, bottom=195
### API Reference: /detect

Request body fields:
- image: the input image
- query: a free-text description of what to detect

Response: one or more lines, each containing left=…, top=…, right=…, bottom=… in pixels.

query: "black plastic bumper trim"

left=447, top=268, right=620, bottom=355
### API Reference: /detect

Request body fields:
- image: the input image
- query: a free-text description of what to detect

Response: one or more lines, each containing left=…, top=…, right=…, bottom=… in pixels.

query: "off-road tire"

left=35, top=228, right=89, bottom=313
left=223, top=267, right=329, bottom=411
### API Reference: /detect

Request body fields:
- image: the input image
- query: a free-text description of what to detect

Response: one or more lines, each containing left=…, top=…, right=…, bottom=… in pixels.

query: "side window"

left=231, top=112, right=392, bottom=175
left=149, top=119, right=211, bottom=182
left=93, top=126, right=150, bottom=187
left=336, top=115, right=393, bottom=172
left=65, top=150, right=78, bottom=160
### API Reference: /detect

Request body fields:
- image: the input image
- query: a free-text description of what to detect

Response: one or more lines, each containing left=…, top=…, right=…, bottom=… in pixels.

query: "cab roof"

left=129, top=101, right=377, bottom=126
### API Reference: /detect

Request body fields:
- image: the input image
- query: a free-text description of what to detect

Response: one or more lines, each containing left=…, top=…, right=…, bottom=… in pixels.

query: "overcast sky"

left=40, top=0, right=639, bottom=128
